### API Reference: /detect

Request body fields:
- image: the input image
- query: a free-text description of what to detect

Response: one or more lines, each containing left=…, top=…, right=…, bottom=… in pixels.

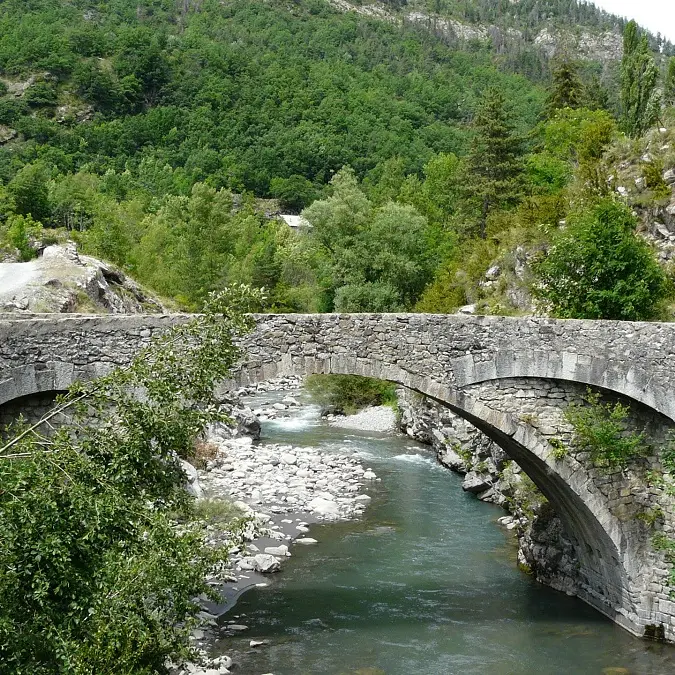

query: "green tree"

left=0, top=214, right=42, bottom=261
left=269, top=174, right=320, bottom=212
left=582, top=74, right=611, bottom=112
left=0, top=287, right=263, bottom=673
left=665, top=57, right=675, bottom=107
left=6, top=162, right=52, bottom=223
left=302, top=168, right=432, bottom=312
left=546, top=59, right=582, bottom=116
left=133, top=184, right=236, bottom=308
left=621, top=21, right=660, bottom=136
left=465, top=88, right=523, bottom=239
left=533, top=199, right=670, bottom=320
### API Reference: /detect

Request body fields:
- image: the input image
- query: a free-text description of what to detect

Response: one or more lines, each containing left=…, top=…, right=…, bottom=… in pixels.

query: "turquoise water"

left=214, top=398, right=675, bottom=675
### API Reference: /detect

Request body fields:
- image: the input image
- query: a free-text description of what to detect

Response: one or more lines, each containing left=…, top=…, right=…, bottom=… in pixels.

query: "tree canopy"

left=533, top=199, right=670, bottom=320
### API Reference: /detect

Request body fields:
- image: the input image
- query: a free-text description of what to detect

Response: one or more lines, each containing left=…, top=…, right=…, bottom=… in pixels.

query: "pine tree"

left=465, top=88, right=523, bottom=239
left=582, top=74, right=610, bottom=112
left=620, top=20, right=660, bottom=136
left=665, top=57, right=675, bottom=107
left=547, top=59, right=582, bottom=115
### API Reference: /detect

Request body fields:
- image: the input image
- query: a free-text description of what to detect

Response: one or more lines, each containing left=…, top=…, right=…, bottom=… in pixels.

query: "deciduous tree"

left=621, top=21, right=660, bottom=136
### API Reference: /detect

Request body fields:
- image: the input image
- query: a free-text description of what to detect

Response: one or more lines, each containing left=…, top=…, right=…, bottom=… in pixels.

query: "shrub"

left=565, top=389, right=646, bottom=466
left=305, top=374, right=397, bottom=414
left=0, top=287, right=263, bottom=672
left=533, top=199, right=671, bottom=320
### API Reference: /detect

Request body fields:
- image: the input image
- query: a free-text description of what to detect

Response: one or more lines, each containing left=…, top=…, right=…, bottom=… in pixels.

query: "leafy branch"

left=0, top=285, right=264, bottom=674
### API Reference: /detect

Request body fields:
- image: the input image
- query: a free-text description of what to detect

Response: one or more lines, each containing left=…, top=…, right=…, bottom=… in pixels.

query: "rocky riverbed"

left=174, top=377, right=380, bottom=675
left=327, top=404, right=396, bottom=432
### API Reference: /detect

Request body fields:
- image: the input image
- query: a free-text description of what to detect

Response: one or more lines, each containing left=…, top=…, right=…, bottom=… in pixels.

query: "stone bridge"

left=1, top=312, right=675, bottom=641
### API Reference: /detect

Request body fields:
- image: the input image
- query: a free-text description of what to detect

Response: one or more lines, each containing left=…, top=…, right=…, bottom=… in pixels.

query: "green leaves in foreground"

left=0, top=286, right=263, bottom=674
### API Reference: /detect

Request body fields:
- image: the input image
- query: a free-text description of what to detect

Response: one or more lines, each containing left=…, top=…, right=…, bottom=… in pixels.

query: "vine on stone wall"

left=565, top=389, right=646, bottom=466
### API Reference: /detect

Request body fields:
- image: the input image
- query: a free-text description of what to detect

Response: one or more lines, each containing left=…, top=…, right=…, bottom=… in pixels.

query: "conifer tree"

left=547, top=59, right=582, bottom=115
left=465, top=88, right=523, bottom=239
left=621, top=20, right=660, bottom=136
left=582, top=74, right=610, bottom=112
left=665, top=57, right=675, bottom=107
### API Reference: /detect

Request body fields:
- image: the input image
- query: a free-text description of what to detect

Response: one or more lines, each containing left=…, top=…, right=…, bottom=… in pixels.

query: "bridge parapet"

left=2, top=312, right=675, bottom=640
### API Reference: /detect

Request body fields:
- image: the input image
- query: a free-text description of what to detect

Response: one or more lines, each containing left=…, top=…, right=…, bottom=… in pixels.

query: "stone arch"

left=0, top=361, right=113, bottom=408
left=235, top=353, right=652, bottom=636
left=452, top=346, right=675, bottom=426
left=0, top=361, right=114, bottom=433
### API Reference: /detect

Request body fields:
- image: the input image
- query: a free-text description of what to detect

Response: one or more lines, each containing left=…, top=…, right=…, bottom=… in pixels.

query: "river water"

left=214, top=394, right=675, bottom=675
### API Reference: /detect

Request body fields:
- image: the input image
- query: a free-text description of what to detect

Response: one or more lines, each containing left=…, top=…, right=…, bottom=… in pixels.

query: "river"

left=212, top=391, right=675, bottom=674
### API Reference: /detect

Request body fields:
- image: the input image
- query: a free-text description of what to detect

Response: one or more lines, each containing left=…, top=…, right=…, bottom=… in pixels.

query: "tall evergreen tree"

left=582, top=74, right=611, bottom=112
left=620, top=20, right=660, bottom=136
left=546, top=59, right=582, bottom=115
left=465, top=88, right=523, bottom=239
left=665, top=57, right=675, bottom=107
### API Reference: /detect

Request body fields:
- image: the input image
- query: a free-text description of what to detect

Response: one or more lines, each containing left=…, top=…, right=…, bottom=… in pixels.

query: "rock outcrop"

left=0, top=243, right=164, bottom=314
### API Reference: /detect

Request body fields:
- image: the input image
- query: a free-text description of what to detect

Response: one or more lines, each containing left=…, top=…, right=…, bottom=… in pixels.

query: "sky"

left=591, top=0, right=675, bottom=42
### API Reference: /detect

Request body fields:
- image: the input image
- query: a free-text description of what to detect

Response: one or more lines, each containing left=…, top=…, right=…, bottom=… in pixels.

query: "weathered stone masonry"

left=2, top=312, right=675, bottom=640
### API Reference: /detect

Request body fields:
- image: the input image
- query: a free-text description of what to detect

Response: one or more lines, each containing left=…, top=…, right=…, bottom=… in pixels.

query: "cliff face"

left=606, top=124, right=675, bottom=263
left=397, top=388, right=581, bottom=596
left=327, top=0, right=630, bottom=65
left=0, top=243, right=165, bottom=314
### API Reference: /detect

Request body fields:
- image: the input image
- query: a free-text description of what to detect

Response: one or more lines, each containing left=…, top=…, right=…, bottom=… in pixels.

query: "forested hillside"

left=0, top=0, right=674, bottom=318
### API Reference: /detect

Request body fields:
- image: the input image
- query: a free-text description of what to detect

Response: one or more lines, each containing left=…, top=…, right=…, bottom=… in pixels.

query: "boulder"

left=253, top=554, right=281, bottom=573
left=236, top=408, right=261, bottom=440
left=0, top=243, right=164, bottom=314
left=485, top=264, right=501, bottom=280
left=308, top=497, right=340, bottom=516
left=437, top=446, right=468, bottom=474
left=462, top=471, right=492, bottom=494
left=180, top=460, right=204, bottom=499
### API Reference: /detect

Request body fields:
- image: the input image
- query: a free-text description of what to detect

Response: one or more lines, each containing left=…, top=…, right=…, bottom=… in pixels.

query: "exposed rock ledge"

left=0, top=243, right=164, bottom=313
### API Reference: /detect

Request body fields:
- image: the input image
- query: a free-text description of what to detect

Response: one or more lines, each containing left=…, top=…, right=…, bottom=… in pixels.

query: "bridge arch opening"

left=236, top=356, right=665, bottom=636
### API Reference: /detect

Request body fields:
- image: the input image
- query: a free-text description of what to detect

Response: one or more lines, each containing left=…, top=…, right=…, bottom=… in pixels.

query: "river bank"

left=177, top=381, right=675, bottom=674
left=175, top=378, right=386, bottom=674
left=396, top=388, right=580, bottom=595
